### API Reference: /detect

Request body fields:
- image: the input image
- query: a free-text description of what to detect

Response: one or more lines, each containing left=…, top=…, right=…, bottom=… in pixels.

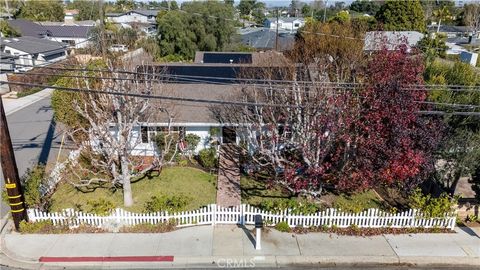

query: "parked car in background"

left=109, top=44, right=128, bottom=52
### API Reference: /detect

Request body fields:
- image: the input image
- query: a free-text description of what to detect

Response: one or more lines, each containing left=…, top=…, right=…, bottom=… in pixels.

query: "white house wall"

left=47, top=37, right=90, bottom=49
left=108, top=13, right=151, bottom=24
left=3, top=46, right=34, bottom=69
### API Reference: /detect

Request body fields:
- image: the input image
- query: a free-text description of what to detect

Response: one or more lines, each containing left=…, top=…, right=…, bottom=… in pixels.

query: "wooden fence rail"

left=27, top=204, right=456, bottom=230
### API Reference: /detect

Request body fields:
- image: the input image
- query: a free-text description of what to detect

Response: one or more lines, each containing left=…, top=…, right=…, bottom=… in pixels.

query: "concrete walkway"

left=216, top=144, right=241, bottom=207
left=2, top=88, right=54, bottom=116
left=1, top=225, right=479, bottom=269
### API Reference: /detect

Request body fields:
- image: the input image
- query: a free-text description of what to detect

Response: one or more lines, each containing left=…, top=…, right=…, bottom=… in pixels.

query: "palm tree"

left=433, top=6, right=451, bottom=33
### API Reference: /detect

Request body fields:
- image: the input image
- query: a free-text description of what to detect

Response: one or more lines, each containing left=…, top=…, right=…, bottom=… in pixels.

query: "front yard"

left=49, top=166, right=217, bottom=213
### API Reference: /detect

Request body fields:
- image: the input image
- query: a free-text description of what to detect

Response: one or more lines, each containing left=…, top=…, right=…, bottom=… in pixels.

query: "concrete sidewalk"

left=1, top=224, right=479, bottom=269
left=2, top=88, right=54, bottom=116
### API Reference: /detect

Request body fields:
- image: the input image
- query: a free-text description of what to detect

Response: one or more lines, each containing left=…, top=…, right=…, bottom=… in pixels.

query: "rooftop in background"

left=139, top=51, right=292, bottom=84
left=106, top=9, right=161, bottom=17
left=6, top=19, right=93, bottom=38
left=265, top=17, right=305, bottom=22
left=427, top=25, right=473, bottom=33
left=40, top=20, right=96, bottom=27
left=1, top=36, right=67, bottom=55
left=7, top=19, right=48, bottom=38
left=364, top=31, right=424, bottom=51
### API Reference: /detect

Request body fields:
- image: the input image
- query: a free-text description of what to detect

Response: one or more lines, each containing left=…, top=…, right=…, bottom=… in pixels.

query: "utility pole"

left=275, top=8, right=279, bottom=51
left=323, top=0, right=327, bottom=23
left=99, top=0, right=106, bottom=58
left=0, top=98, right=27, bottom=231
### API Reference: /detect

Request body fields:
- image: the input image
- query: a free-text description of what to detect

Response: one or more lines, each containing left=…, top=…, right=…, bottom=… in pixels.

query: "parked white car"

left=109, top=44, right=128, bottom=52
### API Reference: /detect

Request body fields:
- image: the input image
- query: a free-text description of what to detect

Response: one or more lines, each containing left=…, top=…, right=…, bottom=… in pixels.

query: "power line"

left=0, top=80, right=304, bottom=108
left=4, top=62, right=479, bottom=93
left=1, top=80, right=479, bottom=114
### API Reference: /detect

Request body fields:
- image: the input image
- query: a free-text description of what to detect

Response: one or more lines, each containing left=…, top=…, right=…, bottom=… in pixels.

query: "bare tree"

left=464, top=3, right=480, bottom=35
left=65, top=66, right=177, bottom=207
left=214, top=64, right=358, bottom=197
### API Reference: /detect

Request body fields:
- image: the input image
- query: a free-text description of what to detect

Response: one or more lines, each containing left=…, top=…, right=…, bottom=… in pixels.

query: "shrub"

left=259, top=198, right=320, bottom=215
left=408, top=188, right=458, bottom=218
left=22, top=165, right=46, bottom=208
left=144, top=194, right=190, bottom=212
left=184, top=134, right=201, bottom=154
left=86, top=198, right=115, bottom=216
left=198, top=148, right=218, bottom=169
left=275, top=221, right=290, bottom=232
left=19, top=220, right=67, bottom=234
left=119, top=220, right=177, bottom=233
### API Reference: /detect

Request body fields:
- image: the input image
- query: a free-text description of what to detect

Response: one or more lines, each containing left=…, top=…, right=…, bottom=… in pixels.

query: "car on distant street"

left=109, top=44, right=128, bottom=52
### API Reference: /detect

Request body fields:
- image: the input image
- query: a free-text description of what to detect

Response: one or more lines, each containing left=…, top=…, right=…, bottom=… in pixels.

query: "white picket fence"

left=27, top=204, right=456, bottom=230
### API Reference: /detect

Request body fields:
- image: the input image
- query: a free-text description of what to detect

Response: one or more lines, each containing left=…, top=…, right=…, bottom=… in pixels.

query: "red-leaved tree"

left=336, top=46, right=443, bottom=192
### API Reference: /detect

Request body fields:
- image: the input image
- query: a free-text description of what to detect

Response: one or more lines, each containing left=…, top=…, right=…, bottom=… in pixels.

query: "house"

left=0, top=52, right=17, bottom=73
left=364, top=31, right=425, bottom=52
left=459, top=51, right=478, bottom=67
left=106, top=9, right=160, bottom=24
left=7, top=19, right=93, bottom=48
left=427, top=25, right=473, bottom=38
left=264, top=17, right=305, bottom=31
left=128, top=51, right=293, bottom=156
left=0, top=37, right=67, bottom=71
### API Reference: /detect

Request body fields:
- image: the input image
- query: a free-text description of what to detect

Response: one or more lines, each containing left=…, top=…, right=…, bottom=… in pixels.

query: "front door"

left=222, top=126, right=236, bottom=144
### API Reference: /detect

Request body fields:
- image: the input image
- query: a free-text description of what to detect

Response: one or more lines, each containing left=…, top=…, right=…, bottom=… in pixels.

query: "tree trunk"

left=121, top=156, right=134, bottom=207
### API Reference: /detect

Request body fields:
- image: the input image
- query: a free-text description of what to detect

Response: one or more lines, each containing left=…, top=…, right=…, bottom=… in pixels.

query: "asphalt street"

left=0, top=97, right=63, bottom=218
left=240, top=27, right=295, bottom=50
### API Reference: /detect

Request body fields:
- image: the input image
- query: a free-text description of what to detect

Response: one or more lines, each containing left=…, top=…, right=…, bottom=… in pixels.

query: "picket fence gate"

left=27, top=204, right=456, bottom=230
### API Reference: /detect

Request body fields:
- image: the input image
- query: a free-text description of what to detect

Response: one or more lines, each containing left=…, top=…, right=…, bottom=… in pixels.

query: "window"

left=140, top=126, right=185, bottom=143
left=141, top=126, right=148, bottom=143
left=294, top=23, right=300, bottom=27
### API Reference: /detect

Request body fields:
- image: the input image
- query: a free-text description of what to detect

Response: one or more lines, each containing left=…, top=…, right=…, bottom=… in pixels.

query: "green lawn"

left=241, top=176, right=293, bottom=206
left=49, top=166, right=217, bottom=213
left=241, top=176, right=385, bottom=212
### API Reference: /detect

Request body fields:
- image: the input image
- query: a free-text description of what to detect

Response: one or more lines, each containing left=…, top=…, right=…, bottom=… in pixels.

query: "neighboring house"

left=364, top=31, right=424, bottom=52
left=264, top=17, right=305, bottom=31
left=7, top=19, right=93, bottom=48
left=0, top=36, right=67, bottom=71
left=427, top=25, right=473, bottom=38
left=42, top=25, right=92, bottom=48
left=0, top=52, right=17, bottom=93
left=459, top=51, right=478, bottom=67
left=106, top=9, right=160, bottom=24
left=0, top=52, right=17, bottom=73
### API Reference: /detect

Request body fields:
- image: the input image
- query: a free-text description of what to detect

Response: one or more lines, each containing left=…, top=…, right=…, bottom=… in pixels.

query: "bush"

left=259, top=198, right=320, bottom=215
left=22, top=165, right=45, bottom=208
left=119, top=220, right=177, bottom=233
left=198, top=148, right=218, bottom=169
left=86, top=198, right=115, bottom=216
left=144, top=194, right=190, bottom=212
left=275, top=221, right=290, bottom=232
left=184, top=134, right=201, bottom=154
left=408, top=188, right=457, bottom=218
left=19, top=220, right=67, bottom=234
left=332, top=190, right=382, bottom=213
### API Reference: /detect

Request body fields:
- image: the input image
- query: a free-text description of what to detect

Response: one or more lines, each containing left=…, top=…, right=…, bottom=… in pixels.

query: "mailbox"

left=254, top=214, right=263, bottom=228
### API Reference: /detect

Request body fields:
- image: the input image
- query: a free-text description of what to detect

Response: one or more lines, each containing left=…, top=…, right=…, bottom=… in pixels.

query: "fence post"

left=241, top=204, right=245, bottom=225
left=410, top=209, right=416, bottom=228
left=211, top=204, right=216, bottom=226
